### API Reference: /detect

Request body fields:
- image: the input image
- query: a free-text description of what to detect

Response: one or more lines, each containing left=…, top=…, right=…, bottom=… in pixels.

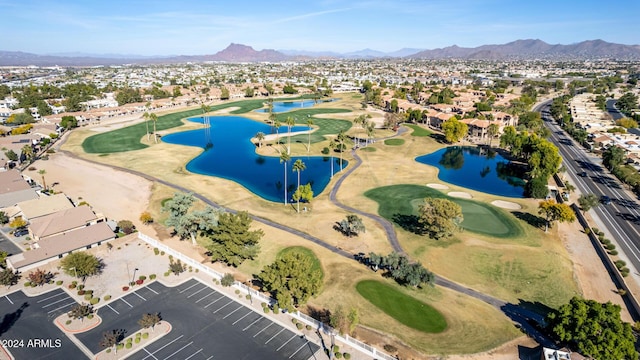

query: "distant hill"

left=408, top=39, right=640, bottom=60
left=1, top=39, right=639, bottom=66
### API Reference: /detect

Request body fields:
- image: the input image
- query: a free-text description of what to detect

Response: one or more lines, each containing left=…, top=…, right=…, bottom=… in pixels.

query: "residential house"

left=0, top=170, right=39, bottom=208
left=13, top=193, right=74, bottom=221
left=28, top=205, right=103, bottom=241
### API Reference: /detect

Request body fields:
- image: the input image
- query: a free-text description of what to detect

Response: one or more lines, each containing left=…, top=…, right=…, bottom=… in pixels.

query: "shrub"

left=149, top=274, right=156, bottom=280
left=24, top=281, right=31, bottom=287
left=122, top=286, right=129, bottom=291
left=615, top=260, right=627, bottom=269
left=160, top=251, right=165, bottom=256
left=135, top=337, right=140, bottom=344
left=84, top=294, right=92, bottom=300
left=306, top=325, right=312, bottom=331
left=164, top=271, right=170, bottom=277
left=78, top=284, right=84, bottom=290
left=139, top=211, right=154, bottom=224
left=104, top=295, right=111, bottom=300
left=56, top=280, right=63, bottom=285
left=617, top=289, right=628, bottom=296
left=139, top=275, right=146, bottom=281
left=68, top=283, right=76, bottom=289
left=609, top=250, right=619, bottom=256
left=332, top=345, right=340, bottom=353
left=154, top=248, right=160, bottom=255
left=78, top=290, right=85, bottom=296
left=136, top=279, right=144, bottom=285
left=142, top=333, right=149, bottom=339
left=106, top=348, right=111, bottom=353
left=125, top=342, right=132, bottom=349
left=263, top=307, right=270, bottom=314
left=65, top=319, right=72, bottom=325
left=321, top=147, right=330, bottom=154
left=592, top=227, right=600, bottom=235
left=261, top=302, right=267, bottom=308
left=87, top=314, right=93, bottom=319
left=383, top=344, right=398, bottom=353
left=334, top=352, right=342, bottom=359
left=246, top=294, right=251, bottom=300
left=343, top=353, right=351, bottom=359
left=221, top=273, right=235, bottom=287
left=605, top=243, right=616, bottom=251
left=621, top=268, right=630, bottom=277
left=90, top=297, right=100, bottom=305
left=117, top=219, right=136, bottom=234
left=117, top=344, right=124, bottom=350
left=296, top=323, right=303, bottom=330
left=234, top=289, right=240, bottom=295
left=292, top=318, right=298, bottom=324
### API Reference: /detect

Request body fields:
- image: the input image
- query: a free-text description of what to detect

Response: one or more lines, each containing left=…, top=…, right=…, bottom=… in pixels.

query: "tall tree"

left=418, top=198, right=463, bottom=239
left=204, top=211, right=263, bottom=267
left=441, top=117, right=468, bottom=143
left=274, top=119, right=281, bottom=151
left=142, top=112, right=151, bottom=141
left=306, top=118, right=314, bottom=152
left=546, top=297, right=637, bottom=360
left=537, top=200, right=576, bottom=232
left=578, top=194, right=600, bottom=213
left=257, top=250, right=322, bottom=312
left=138, top=313, right=162, bottom=331
left=68, top=303, right=94, bottom=322
left=285, top=116, right=295, bottom=154
left=149, top=113, right=159, bottom=143
left=99, top=329, right=125, bottom=354
left=487, top=123, right=500, bottom=147
left=602, top=145, right=625, bottom=171
left=292, top=159, right=306, bottom=213
left=255, top=132, right=265, bottom=148
left=0, top=268, right=20, bottom=288
left=279, top=153, right=291, bottom=205
left=60, top=252, right=104, bottom=281
left=162, top=192, right=195, bottom=238
left=336, top=131, right=347, bottom=171
left=38, top=169, right=47, bottom=191
left=292, top=184, right=313, bottom=211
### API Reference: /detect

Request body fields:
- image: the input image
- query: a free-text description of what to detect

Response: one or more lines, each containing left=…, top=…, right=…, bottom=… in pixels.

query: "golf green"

left=356, top=280, right=447, bottom=333
left=364, top=184, right=522, bottom=238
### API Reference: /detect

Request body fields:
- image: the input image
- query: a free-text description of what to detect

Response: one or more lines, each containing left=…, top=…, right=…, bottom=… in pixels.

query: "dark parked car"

left=13, top=228, right=29, bottom=237
left=579, top=171, right=587, bottom=177
left=600, top=195, right=612, bottom=205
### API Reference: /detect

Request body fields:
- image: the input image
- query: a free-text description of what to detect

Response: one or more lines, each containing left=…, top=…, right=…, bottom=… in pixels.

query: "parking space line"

left=213, top=300, right=233, bottom=314
left=37, top=292, right=65, bottom=303
left=195, top=291, right=216, bottom=303
left=4, top=295, right=13, bottom=305
left=133, top=291, right=146, bottom=301
left=265, top=328, right=285, bottom=344
left=42, top=297, right=72, bottom=308
left=187, top=287, right=208, bottom=298
left=289, top=341, right=309, bottom=359
left=146, top=287, right=159, bottom=295
left=243, top=317, right=262, bottom=331
left=182, top=348, right=203, bottom=360
left=120, top=297, right=133, bottom=308
left=106, top=304, right=120, bottom=315
left=253, top=323, right=273, bottom=337
left=143, top=335, right=184, bottom=359
left=232, top=311, right=252, bottom=325
left=277, top=334, right=297, bottom=351
left=222, top=306, right=243, bottom=319
left=164, top=341, right=193, bottom=359
left=46, top=301, right=75, bottom=314
left=203, top=295, right=224, bottom=308
left=179, top=283, right=199, bottom=293
left=142, top=348, right=158, bottom=360
left=205, top=356, right=213, bottom=360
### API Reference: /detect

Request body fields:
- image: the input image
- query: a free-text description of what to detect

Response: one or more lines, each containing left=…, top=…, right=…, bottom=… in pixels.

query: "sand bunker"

left=448, top=191, right=472, bottom=199
left=212, top=106, right=240, bottom=114
left=491, top=200, right=522, bottom=210
left=426, top=183, right=449, bottom=190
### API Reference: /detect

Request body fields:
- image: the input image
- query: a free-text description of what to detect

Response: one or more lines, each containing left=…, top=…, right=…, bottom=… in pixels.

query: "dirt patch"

left=448, top=191, right=472, bottom=199
left=490, top=200, right=522, bottom=210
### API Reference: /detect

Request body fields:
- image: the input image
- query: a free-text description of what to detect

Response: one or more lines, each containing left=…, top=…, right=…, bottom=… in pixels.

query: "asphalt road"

left=606, top=99, right=626, bottom=120
left=537, top=101, right=640, bottom=275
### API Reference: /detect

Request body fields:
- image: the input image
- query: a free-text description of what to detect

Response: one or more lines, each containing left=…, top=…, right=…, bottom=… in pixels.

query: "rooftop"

left=29, top=205, right=100, bottom=240
left=17, top=193, right=74, bottom=220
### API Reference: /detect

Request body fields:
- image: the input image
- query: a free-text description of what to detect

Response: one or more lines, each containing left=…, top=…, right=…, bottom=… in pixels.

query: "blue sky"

left=2, top=0, right=638, bottom=55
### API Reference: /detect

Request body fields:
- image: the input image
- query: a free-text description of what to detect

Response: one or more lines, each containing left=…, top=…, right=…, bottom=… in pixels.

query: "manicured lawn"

left=384, top=139, right=405, bottom=146
left=364, top=184, right=523, bottom=238
left=83, top=99, right=352, bottom=154
left=356, top=280, right=447, bottom=333
left=277, top=246, right=323, bottom=281
left=405, top=124, right=432, bottom=137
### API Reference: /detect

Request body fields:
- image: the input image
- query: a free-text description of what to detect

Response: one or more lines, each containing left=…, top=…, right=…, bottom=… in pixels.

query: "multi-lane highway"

left=536, top=101, right=640, bottom=275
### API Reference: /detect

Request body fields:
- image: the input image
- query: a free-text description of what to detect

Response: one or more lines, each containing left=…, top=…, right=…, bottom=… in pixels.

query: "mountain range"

left=1, top=40, right=639, bottom=66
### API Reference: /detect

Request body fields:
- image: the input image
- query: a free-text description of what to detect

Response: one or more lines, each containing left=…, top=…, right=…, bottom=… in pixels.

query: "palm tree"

left=255, top=132, right=265, bottom=148
left=280, top=153, right=291, bottom=206
left=143, top=112, right=151, bottom=141
left=366, top=121, right=375, bottom=146
left=274, top=119, right=281, bottom=150
left=336, top=131, right=347, bottom=171
left=150, top=113, right=159, bottom=143
left=292, top=159, right=306, bottom=213
left=306, top=118, right=314, bottom=153
left=487, top=123, right=499, bottom=147
left=38, top=169, right=47, bottom=191
left=328, top=140, right=337, bottom=178
left=285, top=116, right=295, bottom=155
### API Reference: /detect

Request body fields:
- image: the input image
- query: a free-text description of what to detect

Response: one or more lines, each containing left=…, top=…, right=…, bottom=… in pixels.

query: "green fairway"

left=359, top=146, right=376, bottom=152
left=384, top=139, right=405, bottom=146
left=277, top=246, right=324, bottom=281
left=82, top=98, right=352, bottom=154
left=364, top=184, right=523, bottom=238
left=405, top=124, right=432, bottom=137
left=356, top=280, right=447, bottom=333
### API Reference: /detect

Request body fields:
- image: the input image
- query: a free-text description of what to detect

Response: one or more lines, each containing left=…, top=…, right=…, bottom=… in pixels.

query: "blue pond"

left=415, top=146, right=525, bottom=198
left=162, top=116, right=347, bottom=203
left=255, top=99, right=334, bottom=113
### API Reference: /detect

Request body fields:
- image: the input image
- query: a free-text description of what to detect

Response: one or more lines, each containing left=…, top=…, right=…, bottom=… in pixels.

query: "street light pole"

left=132, top=268, right=138, bottom=285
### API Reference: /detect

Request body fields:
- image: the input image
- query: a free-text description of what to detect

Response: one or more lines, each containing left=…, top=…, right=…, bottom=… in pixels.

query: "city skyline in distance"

left=1, top=0, right=639, bottom=56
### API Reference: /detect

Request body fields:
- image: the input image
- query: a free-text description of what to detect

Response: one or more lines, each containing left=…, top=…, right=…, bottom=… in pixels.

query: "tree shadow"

left=518, top=344, right=542, bottom=360
left=391, top=214, right=427, bottom=235
left=0, top=302, right=29, bottom=337
left=429, top=133, right=447, bottom=144
left=512, top=211, right=545, bottom=229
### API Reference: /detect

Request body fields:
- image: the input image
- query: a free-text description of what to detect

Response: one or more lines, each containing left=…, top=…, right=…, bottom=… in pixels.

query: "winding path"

left=56, top=124, right=552, bottom=347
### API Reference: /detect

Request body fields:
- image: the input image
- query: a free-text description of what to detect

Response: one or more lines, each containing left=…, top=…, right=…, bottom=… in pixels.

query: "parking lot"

left=0, top=288, right=83, bottom=359
left=77, top=279, right=320, bottom=360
